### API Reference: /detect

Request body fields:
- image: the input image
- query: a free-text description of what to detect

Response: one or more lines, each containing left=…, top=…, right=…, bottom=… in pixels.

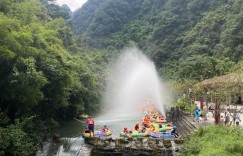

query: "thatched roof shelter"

left=196, top=72, right=243, bottom=89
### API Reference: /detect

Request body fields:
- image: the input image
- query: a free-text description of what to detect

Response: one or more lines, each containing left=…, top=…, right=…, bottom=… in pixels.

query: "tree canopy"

left=72, top=0, right=243, bottom=81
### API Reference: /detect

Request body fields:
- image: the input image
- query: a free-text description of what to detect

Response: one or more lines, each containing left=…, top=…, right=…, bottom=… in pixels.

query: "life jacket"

left=102, top=128, right=107, bottom=132
left=124, top=128, right=129, bottom=133
left=88, top=118, right=94, bottom=125
left=168, top=123, right=173, bottom=127
left=143, top=117, right=149, bottom=123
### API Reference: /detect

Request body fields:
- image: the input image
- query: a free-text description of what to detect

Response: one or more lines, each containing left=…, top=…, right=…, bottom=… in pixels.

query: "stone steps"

left=176, top=115, right=198, bottom=138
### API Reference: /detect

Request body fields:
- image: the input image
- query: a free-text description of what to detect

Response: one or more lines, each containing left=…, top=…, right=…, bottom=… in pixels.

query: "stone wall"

left=84, top=137, right=184, bottom=156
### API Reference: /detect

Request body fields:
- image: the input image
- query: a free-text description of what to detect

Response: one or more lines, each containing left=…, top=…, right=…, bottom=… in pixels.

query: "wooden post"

left=205, top=92, right=209, bottom=121
left=215, top=96, right=220, bottom=124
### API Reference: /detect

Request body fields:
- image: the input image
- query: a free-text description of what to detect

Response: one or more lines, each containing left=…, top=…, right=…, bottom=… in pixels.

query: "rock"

left=135, top=139, right=142, bottom=148
left=52, top=134, right=60, bottom=142
left=85, top=137, right=98, bottom=146
left=174, top=138, right=184, bottom=144
left=148, top=138, right=158, bottom=149
left=157, top=140, right=164, bottom=148
left=96, top=139, right=106, bottom=147
left=163, top=139, right=172, bottom=148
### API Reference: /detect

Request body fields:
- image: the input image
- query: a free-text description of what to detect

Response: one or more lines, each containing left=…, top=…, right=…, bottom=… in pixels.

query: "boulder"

left=163, top=139, right=172, bottom=148
left=52, top=134, right=60, bottom=142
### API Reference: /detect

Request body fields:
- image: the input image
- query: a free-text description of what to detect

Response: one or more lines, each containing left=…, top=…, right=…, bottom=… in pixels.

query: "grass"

left=179, top=125, right=243, bottom=156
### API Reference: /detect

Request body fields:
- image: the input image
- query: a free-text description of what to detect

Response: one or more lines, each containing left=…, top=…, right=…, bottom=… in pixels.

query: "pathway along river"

left=37, top=113, right=144, bottom=156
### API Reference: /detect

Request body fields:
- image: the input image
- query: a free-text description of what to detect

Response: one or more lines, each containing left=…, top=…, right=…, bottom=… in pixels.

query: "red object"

left=88, top=118, right=94, bottom=125
left=168, top=123, right=173, bottom=127
left=102, top=128, right=106, bottom=132
left=124, top=128, right=129, bottom=133
left=143, top=117, right=150, bottom=125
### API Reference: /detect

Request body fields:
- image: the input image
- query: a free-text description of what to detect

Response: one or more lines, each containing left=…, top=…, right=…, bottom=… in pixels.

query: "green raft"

left=120, top=131, right=149, bottom=137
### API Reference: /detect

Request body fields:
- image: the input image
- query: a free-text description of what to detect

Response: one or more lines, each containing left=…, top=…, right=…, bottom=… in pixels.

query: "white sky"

left=56, top=0, right=88, bottom=11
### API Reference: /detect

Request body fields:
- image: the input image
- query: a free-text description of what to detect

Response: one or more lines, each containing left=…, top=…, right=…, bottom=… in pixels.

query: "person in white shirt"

left=235, top=112, right=241, bottom=126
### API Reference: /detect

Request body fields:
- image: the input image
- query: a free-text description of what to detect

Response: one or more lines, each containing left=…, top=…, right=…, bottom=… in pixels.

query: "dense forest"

left=0, top=0, right=112, bottom=154
left=73, top=0, right=243, bottom=81
left=0, top=0, right=243, bottom=155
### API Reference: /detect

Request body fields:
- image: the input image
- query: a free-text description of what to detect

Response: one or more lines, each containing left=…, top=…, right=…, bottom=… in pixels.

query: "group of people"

left=84, top=117, right=95, bottom=136
left=122, top=112, right=179, bottom=138
left=222, top=109, right=241, bottom=126
left=83, top=108, right=180, bottom=138
left=194, top=105, right=242, bottom=126
left=84, top=117, right=109, bottom=136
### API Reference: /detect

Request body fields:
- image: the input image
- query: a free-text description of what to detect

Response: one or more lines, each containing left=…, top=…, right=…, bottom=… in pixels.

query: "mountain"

left=72, top=0, right=243, bottom=81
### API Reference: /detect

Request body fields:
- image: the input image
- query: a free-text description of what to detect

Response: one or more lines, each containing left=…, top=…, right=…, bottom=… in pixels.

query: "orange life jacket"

left=88, top=118, right=94, bottom=125
left=143, top=117, right=150, bottom=125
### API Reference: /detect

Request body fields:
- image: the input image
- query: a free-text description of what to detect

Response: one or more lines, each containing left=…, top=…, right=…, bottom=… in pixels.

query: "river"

left=37, top=113, right=144, bottom=156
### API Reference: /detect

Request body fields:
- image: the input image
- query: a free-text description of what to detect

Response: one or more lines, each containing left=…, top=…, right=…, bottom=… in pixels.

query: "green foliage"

left=73, top=0, right=243, bottom=81
left=0, top=116, right=47, bottom=156
left=180, top=126, right=243, bottom=156
left=1, top=0, right=243, bottom=155
left=175, top=100, right=188, bottom=111
left=0, top=1, right=111, bottom=154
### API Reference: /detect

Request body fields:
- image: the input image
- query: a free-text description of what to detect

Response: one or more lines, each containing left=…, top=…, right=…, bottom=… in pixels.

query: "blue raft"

left=150, top=132, right=175, bottom=138
left=94, top=130, right=112, bottom=137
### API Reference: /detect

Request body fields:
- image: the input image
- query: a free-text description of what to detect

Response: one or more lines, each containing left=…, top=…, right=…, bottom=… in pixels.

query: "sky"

left=56, top=0, right=88, bottom=11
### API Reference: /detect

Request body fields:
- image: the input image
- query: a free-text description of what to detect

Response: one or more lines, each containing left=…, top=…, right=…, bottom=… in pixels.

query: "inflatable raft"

left=156, top=119, right=167, bottom=123
left=150, top=132, right=175, bottom=138
left=120, top=131, right=149, bottom=137
left=82, top=132, right=93, bottom=138
left=95, top=130, right=112, bottom=137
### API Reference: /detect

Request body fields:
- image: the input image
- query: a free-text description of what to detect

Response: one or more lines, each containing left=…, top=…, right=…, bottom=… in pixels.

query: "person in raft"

left=84, top=126, right=90, bottom=133
left=135, top=122, right=140, bottom=131
left=123, top=127, right=131, bottom=134
left=159, top=115, right=166, bottom=120
left=101, top=125, right=108, bottom=132
left=87, top=116, right=94, bottom=136
left=143, top=115, right=150, bottom=127
left=171, top=126, right=179, bottom=138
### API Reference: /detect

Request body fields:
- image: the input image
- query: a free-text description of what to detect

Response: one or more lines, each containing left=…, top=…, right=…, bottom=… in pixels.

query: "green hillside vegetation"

left=72, top=0, right=243, bottom=81
left=0, top=0, right=115, bottom=154
left=0, top=0, right=243, bottom=155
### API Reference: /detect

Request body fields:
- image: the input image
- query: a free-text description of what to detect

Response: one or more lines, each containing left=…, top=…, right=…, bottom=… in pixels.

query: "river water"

left=37, top=113, right=144, bottom=156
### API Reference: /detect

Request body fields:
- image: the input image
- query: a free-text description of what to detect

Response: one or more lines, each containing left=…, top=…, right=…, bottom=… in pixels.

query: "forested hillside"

left=72, top=0, right=243, bottom=81
left=0, top=0, right=243, bottom=155
left=0, top=0, right=113, bottom=154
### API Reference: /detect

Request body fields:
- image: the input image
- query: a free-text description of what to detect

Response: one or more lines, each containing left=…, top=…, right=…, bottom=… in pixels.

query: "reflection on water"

left=53, top=120, right=85, bottom=138
left=38, top=113, right=144, bottom=156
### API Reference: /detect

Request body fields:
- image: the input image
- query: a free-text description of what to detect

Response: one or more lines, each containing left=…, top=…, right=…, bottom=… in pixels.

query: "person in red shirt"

left=87, top=116, right=94, bottom=136
left=101, top=125, right=108, bottom=132
left=123, top=127, right=130, bottom=134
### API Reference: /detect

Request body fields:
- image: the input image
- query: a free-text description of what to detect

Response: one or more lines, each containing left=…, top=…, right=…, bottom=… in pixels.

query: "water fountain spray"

left=103, top=47, right=168, bottom=116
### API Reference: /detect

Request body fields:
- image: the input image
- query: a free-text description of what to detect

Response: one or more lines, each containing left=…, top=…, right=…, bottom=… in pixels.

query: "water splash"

left=102, top=47, right=168, bottom=117
left=55, top=137, right=90, bottom=156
